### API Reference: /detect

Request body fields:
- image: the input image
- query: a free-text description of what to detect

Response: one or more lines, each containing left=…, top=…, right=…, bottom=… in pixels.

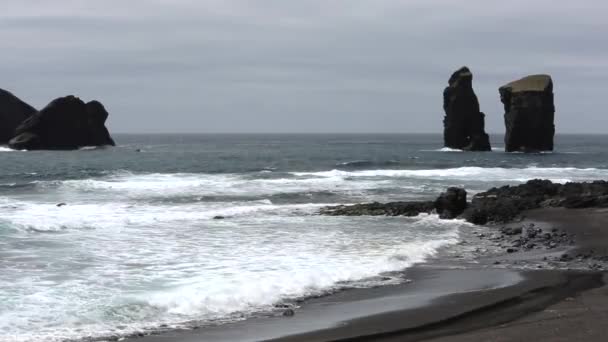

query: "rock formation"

left=442, top=67, right=491, bottom=151
left=8, top=95, right=115, bottom=150
left=499, top=75, right=555, bottom=152
left=0, top=88, right=37, bottom=143
left=321, top=179, right=608, bottom=225
left=463, top=179, right=608, bottom=224
left=434, top=187, right=467, bottom=219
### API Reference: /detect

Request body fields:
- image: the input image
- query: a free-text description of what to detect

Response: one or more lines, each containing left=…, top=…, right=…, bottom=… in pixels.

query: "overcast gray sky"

left=1, top=1, right=606, bottom=133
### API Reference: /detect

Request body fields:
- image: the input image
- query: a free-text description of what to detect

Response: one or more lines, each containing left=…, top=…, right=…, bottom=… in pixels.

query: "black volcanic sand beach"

left=134, top=208, right=608, bottom=342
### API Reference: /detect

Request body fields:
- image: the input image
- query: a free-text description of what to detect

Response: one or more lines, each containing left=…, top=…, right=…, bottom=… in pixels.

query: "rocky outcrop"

left=443, top=67, right=491, bottom=151
left=500, top=75, right=555, bottom=152
left=321, top=187, right=467, bottom=218
left=320, top=180, right=608, bottom=225
left=463, top=180, right=608, bottom=224
left=0, top=88, right=36, bottom=143
left=8, top=95, right=115, bottom=150
left=320, top=201, right=435, bottom=217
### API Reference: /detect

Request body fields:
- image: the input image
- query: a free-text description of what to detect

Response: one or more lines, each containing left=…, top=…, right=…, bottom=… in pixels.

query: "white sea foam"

left=422, top=147, right=463, bottom=152
left=2, top=164, right=608, bottom=342
left=0, top=203, right=461, bottom=341
left=24, top=166, right=608, bottom=205
left=291, top=166, right=608, bottom=183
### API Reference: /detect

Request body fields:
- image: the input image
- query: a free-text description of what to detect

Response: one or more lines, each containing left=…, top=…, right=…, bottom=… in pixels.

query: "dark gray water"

left=1, top=134, right=607, bottom=341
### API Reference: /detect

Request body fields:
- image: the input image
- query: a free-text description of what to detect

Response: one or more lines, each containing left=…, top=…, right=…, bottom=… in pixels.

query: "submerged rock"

left=0, top=88, right=37, bottom=144
left=442, top=67, right=491, bottom=151
left=500, top=75, right=555, bottom=152
left=8, top=96, right=115, bottom=150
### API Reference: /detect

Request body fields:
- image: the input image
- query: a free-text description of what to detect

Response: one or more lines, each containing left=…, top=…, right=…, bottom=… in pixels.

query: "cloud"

left=1, top=0, right=607, bottom=133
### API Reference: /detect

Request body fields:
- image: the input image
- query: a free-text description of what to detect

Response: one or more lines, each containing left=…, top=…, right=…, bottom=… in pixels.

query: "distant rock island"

left=442, top=67, right=491, bottom=151
left=0, top=89, right=115, bottom=150
left=0, top=89, right=37, bottom=144
left=500, top=75, right=555, bottom=152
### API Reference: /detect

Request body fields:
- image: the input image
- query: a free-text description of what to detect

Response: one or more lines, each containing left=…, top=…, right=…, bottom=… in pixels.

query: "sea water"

left=1, top=133, right=608, bottom=341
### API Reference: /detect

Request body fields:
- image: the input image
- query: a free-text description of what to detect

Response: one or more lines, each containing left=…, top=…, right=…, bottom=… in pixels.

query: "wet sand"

left=135, top=208, right=608, bottom=342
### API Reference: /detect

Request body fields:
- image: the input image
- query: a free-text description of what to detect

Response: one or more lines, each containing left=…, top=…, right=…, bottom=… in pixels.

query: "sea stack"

left=499, top=75, right=555, bottom=152
left=8, top=95, right=115, bottom=150
left=0, top=88, right=37, bottom=143
left=442, top=67, right=491, bottom=151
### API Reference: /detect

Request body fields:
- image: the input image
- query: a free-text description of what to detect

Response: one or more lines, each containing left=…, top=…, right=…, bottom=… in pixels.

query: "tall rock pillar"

left=443, top=67, right=491, bottom=151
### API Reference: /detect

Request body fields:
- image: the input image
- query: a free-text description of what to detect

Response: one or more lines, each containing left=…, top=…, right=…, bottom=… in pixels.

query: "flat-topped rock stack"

left=442, top=67, right=491, bottom=151
left=500, top=75, right=555, bottom=152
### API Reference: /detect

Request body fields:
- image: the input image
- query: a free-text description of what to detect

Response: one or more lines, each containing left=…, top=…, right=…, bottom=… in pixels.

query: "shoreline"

left=131, top=207, right=608, bottom=342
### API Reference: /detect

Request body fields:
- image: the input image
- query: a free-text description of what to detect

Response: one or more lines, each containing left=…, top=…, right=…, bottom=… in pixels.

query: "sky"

left=1, top=1, right=607, bottom=134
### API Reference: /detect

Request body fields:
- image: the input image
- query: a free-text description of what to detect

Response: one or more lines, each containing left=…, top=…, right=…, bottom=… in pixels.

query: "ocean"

left=1, top=133, right=608, bottom=342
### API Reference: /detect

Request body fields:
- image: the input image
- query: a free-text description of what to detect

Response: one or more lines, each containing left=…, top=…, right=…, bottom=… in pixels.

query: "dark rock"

left=282, top=309, right=295, bottom=317
left=524, top=226, right=538, bottom=239
left=462, top=179, right=560, bottom=224
left=434, top=187, right=467, bottom=219
left=0, top=88, right=37, bottom=144
left=442, top=67, right=491, bottom=151
left=507, top=248, right=518, bottom=253
left=500, top=75, right=555, bottom=152
left=8, top=95, right=115, bottom=150
left=320, top=180, right=608, bottom=229
left=320, top=201, right=435, bottom=217
left=500, top=226, right=523, bottom=236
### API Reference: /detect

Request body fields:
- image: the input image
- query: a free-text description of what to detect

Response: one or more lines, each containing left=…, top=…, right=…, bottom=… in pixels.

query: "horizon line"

left=108, top=132, right=608, bottom=135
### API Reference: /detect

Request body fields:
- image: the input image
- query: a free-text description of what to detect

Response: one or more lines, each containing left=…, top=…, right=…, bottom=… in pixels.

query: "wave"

left=131, top=215, right=461, bottom=335
left=422, top=147, right=463, bottom=152
left=0, top=198, right=329, bottom=233
left=5, top=166, right=607, bottom=207
left=291, top=166, right=608, bottom=183
left=336, top=160, right=400, bottom=168
left=0, top=211, right=462, bottom=342
left=0, top=146, right=17, bottom=152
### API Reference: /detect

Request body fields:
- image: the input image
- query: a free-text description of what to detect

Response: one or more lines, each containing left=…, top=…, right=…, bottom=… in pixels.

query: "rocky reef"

left=442, top=67, right=491, bottom=151
left=321, top=180, right=608, bottom=225
left=8, top=95, right=115, bottom=150
left=500, top=75, right=555, bottom=152
left=321, top=187, right=467, bottom=219
left=0, top=88, right=37, bottom=143
left=463, top=179, right=608, bottom=224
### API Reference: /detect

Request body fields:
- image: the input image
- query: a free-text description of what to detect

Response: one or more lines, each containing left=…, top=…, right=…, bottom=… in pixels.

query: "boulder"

left=442, top=67, right=491, bottom=151
left=8, top=95, right=115, bottom=150
left=434, top=187, right=467, bottom=219
left=499, top=75, right=555, bottom=152
left=0, top=88, right=37, bottom=143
